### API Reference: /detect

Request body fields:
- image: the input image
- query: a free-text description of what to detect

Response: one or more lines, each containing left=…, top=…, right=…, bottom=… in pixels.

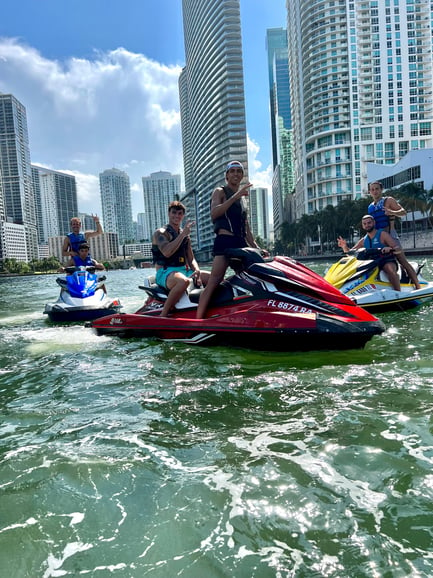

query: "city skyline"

left=0, top=0, right=286, bottom=219
left=286, top=0, right=433, bottom=221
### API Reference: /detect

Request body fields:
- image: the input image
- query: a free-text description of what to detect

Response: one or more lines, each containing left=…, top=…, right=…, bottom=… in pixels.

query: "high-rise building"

left=142, top=171, right=181, bottom=237
left=136, top=212, right=149, bottom=242
left=249, top=187, right=269, bottom=242
left=32, top=165, right=78, bottom=245
left=180, top=0, right=248, bottom=261
left=286, top=1, right=433, bottom=220
left=99, top=168, right=134, bottom=245
left=266, top=28, right=295, bottom=236
left=0, top=93, right=38, bottom=260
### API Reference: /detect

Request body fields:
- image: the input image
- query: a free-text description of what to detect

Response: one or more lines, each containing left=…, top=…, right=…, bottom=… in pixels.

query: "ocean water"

left=0, top=263, right=433, bottom=577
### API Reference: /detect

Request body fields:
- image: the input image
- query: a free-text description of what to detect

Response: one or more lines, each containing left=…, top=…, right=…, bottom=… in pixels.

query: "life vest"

left=367, top=197, right=395, bottom=230
left=364, top=229, right=385, bottom=250
left=72, top=254, right=94, bottom=267
left=151, top=224, right=189, bottom=268
left=212, top=185, right=247, bottom=239
left=67, top=232, right=86, bottom=253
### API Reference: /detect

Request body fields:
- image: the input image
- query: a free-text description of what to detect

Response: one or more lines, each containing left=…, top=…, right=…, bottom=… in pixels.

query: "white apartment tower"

left=0, top=93, right=38, bottom=260
left=179, top=0, right=248, bottom=261
left=32, top=165, right=78, bottom=245
left=142, top=171, right=181, bottom=237
left=99, top=168, right=134, bottom=245
left=286, top=0, right=433, bottom=219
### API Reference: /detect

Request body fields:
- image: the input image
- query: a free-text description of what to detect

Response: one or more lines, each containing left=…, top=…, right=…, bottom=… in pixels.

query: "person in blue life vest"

left=196, top=160, right=268, bottom=319
left=152, top=201, right=210, bottom=317
left=337, top=215, right=401, bottom=291
left=62, top=243, right=105, bottom=271
left=62, top=214, right=103, bottom=258
left=367, top=181, right=420, bottom=289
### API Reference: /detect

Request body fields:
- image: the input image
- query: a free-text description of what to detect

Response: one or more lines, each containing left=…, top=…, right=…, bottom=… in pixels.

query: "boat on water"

left=44, top=266, right=122, bottom=323
left=89, top=249, right=385, bottom=351
left=324, top=248, right=433, bottom=312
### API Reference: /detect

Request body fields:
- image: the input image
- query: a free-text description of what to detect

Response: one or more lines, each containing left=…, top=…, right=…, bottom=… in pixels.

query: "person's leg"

left=198, top=270, right=211, bottom=286
left=383, top=262, right=401, bottom=291
left=160, top=272, right=190, bottom=317
left=389, top=231, right=421, bottom=289
left=395, top=252, right=421, bottom=289
left=196, top=256, right=228, bottom=318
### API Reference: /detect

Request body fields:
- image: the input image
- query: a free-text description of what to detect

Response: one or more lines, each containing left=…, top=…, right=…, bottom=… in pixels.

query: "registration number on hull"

left=267, top=300, right=313, bottom=314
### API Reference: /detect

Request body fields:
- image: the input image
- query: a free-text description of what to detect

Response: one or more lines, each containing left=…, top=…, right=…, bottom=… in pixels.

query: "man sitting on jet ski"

left=337, top=215, right=401, bottom=291
left=60, top=243, right=105, bottom=272
left=152, top=201, right=210, bottom=317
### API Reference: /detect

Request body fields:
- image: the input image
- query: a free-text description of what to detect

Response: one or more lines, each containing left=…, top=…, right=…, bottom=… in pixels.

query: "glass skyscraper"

left=266, top=28, right=295, bottom=237
left=179, top=0, right=248, bottom=260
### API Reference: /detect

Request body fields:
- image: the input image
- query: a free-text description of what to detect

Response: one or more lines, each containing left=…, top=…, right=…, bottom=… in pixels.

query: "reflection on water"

left=0, top=267, right=433, bottom=576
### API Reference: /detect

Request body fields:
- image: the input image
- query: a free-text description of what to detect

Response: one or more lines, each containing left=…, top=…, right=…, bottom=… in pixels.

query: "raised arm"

left=153, top=222, right=193, bottom=259
left=85, top=214, right=103, bottom=239
left=337, top=236, right=364, bottom=254
left=210, top=184, right=252, bottom=221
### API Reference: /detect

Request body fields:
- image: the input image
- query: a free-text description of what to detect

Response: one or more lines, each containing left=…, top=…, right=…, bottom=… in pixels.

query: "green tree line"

left=274, top=182, right=433, bottom=256
left=0, top=257, right=123, bottom=274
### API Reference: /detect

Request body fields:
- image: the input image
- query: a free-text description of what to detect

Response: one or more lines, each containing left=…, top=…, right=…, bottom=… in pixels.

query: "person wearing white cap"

left=196, top=160, right=265, bottom=318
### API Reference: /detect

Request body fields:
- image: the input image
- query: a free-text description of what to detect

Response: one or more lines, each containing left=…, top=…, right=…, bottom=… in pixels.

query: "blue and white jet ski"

left=44, top=266, right=122, bottom=323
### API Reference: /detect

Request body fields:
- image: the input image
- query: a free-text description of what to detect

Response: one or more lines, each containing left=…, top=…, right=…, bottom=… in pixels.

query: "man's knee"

left=171, top=275, right=190, bottom=291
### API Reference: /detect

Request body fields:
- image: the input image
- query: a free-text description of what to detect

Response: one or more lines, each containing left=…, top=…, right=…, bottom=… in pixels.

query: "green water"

left=1, top=264, right=433, bottom=578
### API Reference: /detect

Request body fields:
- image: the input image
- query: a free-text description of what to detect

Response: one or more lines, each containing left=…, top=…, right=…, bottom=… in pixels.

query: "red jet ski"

left=90, top=249, right=385, bottom=351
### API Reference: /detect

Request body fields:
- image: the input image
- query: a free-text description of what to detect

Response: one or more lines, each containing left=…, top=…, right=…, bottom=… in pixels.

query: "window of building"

left=419, top=122, right=431, bottom=136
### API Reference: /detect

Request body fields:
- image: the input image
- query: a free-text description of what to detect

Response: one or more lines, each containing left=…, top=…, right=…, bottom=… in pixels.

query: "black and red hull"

left=90, top=254, right=385, bottom=352
left=91, top=309, right=383, bottom=351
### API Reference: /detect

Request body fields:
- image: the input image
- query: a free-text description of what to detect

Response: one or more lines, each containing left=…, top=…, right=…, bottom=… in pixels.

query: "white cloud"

left=248, top=135, right=273, bottom=190
left=0, top=38, right=183, bottom=216
left=0, top=38, right=272, bottom=221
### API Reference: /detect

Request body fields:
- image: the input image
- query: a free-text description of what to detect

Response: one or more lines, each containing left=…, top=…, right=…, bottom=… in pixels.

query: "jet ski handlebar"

left=356, top=248, right=394, bottom=261
left=64, top=266, right=97, bottom=274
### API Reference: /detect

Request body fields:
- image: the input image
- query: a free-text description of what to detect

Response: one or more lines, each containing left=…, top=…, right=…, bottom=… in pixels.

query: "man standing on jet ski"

left=152, top=201, right=210, bottom=317
left=62, top=215, right=103, bottom=258
left=196, top=160, right=266, bottom=319
left=338, top=215, right=401, bottom=291
left=367, top=181, right=421, bottom=289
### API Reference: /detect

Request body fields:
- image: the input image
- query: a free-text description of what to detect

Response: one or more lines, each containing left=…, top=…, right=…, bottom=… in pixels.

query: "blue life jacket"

left=67, top=232, right=86, bottom=253
left=72, top=255, right=94, bottom=267
left=367, top=197, right=393, bottom=230
left=364, top=229, right=385, bottom=250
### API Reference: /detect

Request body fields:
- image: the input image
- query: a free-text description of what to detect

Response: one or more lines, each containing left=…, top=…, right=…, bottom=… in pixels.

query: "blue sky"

left=0, top=0, right=286, bottom=218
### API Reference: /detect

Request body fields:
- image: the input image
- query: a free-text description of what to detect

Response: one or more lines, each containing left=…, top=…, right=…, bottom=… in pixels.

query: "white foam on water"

left=43, top=541, right=93, bottom=578
left=22, top=325, right=110, bottom=355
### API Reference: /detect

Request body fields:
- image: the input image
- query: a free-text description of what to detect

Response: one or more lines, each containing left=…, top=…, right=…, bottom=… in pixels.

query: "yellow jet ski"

left=325, top=248, right=433, bottom=312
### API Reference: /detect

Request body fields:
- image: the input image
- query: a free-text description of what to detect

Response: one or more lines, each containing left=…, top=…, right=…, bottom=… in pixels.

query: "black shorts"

left=213, top=234, right=247, bottom=256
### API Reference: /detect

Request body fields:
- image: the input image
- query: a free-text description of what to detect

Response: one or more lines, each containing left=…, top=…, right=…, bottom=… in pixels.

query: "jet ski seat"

left=139, top=279, right=235, bottom=308
left=379, top=261, right=424, bottom=284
